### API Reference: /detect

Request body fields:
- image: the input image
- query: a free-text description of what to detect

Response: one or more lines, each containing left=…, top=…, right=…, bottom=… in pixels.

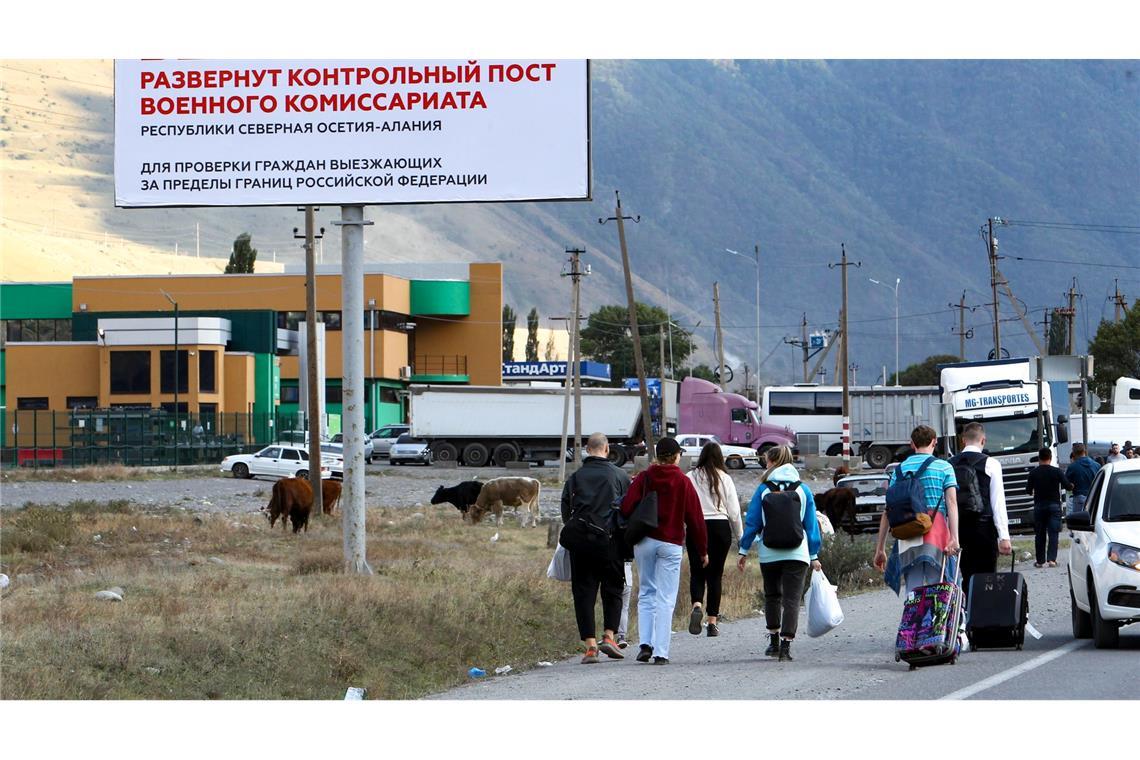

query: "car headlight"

left=1107, top=543, right=1140, bottom=571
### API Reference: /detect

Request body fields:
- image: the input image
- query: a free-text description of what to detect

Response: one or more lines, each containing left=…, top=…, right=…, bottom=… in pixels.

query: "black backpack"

left=761, top=482, right=804, bottom=549
left=951, top=452, right=988, bottom=515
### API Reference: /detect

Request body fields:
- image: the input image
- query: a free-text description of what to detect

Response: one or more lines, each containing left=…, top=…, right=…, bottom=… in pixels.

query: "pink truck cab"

left=677, top=377, right=796, bottom=453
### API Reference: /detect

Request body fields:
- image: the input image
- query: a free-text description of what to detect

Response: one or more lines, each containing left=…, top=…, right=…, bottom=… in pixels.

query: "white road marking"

left=939, top=639, right=1088, bottom=700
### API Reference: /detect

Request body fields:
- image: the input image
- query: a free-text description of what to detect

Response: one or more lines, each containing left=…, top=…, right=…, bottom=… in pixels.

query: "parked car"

left=328, top=434, right=374, bottom=464
left=836, top=472, right=891, bottom=531
left=219, top=445, right=330, bottom=480
left=368, top=424, right=410, bottom=460
left=676, top=433, right=761, bottom=470
left=318, top=443, right=347, bottom=480
left=1066, top=458, right=1140, bottom=649
left=389, top=433, right=432, bottom=466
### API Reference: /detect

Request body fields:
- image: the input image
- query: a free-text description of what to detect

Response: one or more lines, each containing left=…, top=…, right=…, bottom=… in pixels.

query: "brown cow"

left=467, top=476, right=541, bottom=527
left=321, top=479, right=342, bottom=516
left=264, top=477, right=314, bottom=533
left=815, top=487, right=858, bottom=538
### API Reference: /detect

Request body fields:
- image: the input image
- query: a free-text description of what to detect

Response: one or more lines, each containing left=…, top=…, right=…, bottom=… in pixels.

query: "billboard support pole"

left=334, top=205, right=373, bottom=575
left=296, top=206, right=325, bottom=519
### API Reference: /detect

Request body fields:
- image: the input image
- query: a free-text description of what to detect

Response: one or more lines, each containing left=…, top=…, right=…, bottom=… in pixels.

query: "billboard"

left=114, top=59, right=590, bottom=207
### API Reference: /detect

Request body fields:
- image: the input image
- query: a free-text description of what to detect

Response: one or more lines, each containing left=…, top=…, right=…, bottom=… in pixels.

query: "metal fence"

left=1, top=408, right=328, bottom=469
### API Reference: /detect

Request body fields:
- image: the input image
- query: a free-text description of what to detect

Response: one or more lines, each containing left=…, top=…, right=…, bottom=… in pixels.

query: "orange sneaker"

left=599, top=636, right=624, bottom=659
left=581, top=647, right=599, bottom=664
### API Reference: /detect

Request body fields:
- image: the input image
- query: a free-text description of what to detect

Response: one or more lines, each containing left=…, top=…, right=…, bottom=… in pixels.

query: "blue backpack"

left=885, top=456, right=941, bottom=538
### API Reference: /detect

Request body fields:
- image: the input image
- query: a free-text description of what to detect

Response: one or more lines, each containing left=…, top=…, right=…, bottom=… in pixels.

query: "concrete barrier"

left=430, top=460, right=458, bottom=469
left=505, top=461, right=532, bottom=470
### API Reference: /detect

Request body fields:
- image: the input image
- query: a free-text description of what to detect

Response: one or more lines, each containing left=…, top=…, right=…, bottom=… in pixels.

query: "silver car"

left=389, top=433, right=431, bottom=466
left=329, top=433, right=375, bottom=464
left=369, top=424, right=410, bottom=460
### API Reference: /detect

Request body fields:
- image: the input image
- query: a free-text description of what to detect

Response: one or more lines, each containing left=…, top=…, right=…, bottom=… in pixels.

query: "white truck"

left=939, top=358, right=1070, bottom=533
left=408, top=384, right=645, bottom=467
left=1080, top=377, right=1140, bottom=455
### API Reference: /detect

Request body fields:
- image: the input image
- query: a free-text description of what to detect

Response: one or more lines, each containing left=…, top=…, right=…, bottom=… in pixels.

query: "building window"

left=160, top=350, right=190, bottom=394
left=110, top=351, right=151, bottom=394
left=160, top=402, right=189, bottom=414
left=320, top=311, right=342, bottom=330
left=379, top=388, right=401, bottom=404
left=377, top=311, right=411, bottom=331
left=276, top=311, right=304, bottom=330
left=326, top=383, right=343, bottom=404
left=280, top=384, right=300, bottom=403
left=66, top=396, right=98, bottom=410
left=16, top=397, right=50, bottom=410
left=199, top=350, right=217, bottom=392
left=3, top=319, right=71, bottom=342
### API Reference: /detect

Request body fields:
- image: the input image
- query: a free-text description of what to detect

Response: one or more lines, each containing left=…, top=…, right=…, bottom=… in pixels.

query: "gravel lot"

left=0, top=462, right=835, bottom=518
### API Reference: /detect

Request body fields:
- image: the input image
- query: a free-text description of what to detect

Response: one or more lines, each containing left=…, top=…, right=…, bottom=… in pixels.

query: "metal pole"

left=714, top=282, right=726, bottom=392
left=659, top=326, right=666, bottom=389
left=1036, top=355, right=1045, bottom=448
left=988, top=218, right=1002, bottom=359
left=304, top=205, right=323, bottom=519
left=559, top=249, right=582, bottom=481
left=337, top=205, right=372, bottom=575
left=829, top=245, right=860, bottom=466
left=571, top=254, right=584, bottom=465
left=754, top=243, right=761, bottom=403
left=174, top=301, right=179, bottom=471
left=801, top=313, right=809, bottom=383
left=894, top=278, right=900, bottom=386
left=1080, top=355, right=1089, bottom=446
left=960, top=292, right=967, bottom=361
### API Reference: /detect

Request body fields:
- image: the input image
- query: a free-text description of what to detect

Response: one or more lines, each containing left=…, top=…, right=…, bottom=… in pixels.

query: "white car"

left=327, top=435, right=374, bottom=464
left=389, top=433, right=432, bottom=466
left=1066, top=458, right=1140, bottom=649
left=836, top=472, right=891, bottom=531
left=676, top=434, right=761, bottom=470
left=220, top=445, right=330, bottom=481
left=369, top=424, right=410, bottom=459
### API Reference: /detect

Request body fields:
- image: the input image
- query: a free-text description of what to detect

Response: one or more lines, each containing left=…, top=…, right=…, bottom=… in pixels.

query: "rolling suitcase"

left=895, top=557, right=964, bottom=670
left=966, top=552, right=1028, bottom=650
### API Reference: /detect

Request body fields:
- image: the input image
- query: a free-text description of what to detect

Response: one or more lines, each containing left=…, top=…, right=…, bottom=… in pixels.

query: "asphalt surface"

left=433, top=548, right=1138, bottom=700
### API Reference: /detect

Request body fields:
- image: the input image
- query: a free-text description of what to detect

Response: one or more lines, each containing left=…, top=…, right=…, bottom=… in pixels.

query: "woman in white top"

left=684, top=442, right=743, bottom=636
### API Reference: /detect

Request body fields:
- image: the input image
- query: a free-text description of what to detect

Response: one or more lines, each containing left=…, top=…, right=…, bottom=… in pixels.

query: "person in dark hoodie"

left=1065, top=442, right=1101, bottom=512
left=620, top=436, right=708, bottom=665
left=560, top=433, right=632, bottom=664
left=1026, top=447, right=1071, bottom=568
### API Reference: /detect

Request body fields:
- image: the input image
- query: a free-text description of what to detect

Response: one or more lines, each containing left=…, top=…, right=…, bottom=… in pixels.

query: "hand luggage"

left=965, top=552, right=1028, bottom=650
left=895, top=557, right=964, bottom=670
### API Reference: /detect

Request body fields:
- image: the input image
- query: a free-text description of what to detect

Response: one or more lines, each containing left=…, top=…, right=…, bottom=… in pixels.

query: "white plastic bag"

left=546, top=544, right=572, bottom=582
left=805, top=569, right=844, bottom=637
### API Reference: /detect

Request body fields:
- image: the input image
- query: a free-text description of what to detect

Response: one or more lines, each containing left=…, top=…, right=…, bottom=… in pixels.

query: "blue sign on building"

left=502, top=361, right=611, bottom=383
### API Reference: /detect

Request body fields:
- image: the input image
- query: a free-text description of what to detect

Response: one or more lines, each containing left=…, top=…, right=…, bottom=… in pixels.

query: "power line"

left=1003, top=219, right=1140, bottom=233
left=1005, top=254, right=1140, bottom=270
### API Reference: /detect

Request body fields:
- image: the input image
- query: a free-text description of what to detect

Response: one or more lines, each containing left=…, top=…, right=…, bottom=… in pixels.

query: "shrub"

left=0, top=508, right=76, bottom=554
left=818, top=534, right=876, bottom=592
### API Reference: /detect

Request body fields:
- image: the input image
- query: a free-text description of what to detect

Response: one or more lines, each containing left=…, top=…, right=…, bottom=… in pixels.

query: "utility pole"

left=558, top=299, right=577, bottom=484
left=849, top=363, right=859, bottom=386
left=1112, top=279, right=1127, bottom=323
left=801, top=313, right=809, bottom=382
left=829, top=244, right=860, bottom=465
left=294, top=207, right=326, bottom=518
left=713, top=282, right=726, bottom=391
left=1066, top=279, right=1079, bottom=355
left=665, top=278, right=675, bottom=380
left=986, top=218, right=1002, bottom=360
left=600, top=191, right=655, bottom=456
left=659, top=325, right=666, bottom=385
left=949, top=291, right=977, bottom=361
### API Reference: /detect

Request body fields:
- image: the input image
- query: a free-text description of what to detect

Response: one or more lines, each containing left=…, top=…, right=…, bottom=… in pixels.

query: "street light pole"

left=725, top=246, right=760, bottom=402
left=870, top=277, right=901, bottom=386
left=160, top=290, right=179, bottom=472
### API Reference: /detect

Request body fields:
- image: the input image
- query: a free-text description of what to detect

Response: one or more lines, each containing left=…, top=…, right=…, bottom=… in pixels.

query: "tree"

left=888, top=354, right=962, bottom=386
left=1048, top=311, right=1068, bottom=355
left=579, top=302, right=694, bottom=384
left=544, top=332, right=557, bottom=360
left=224, top=233, right=257, bottom=273
left=502, top=304, right=517, bottom=360
left=1087, top=300, right=1140, bottom=404
left=525, top=307, right=540, bottom=362
left=685, top=364, right=718, bottom=382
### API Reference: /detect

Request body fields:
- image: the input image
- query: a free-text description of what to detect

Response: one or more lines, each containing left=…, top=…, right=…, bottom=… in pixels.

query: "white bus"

left=762, top=384, right=845, bottom=456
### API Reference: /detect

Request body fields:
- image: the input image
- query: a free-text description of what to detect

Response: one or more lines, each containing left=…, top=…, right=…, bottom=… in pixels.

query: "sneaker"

left=652, top=656, right=670, bottom=665
left=581, top=647, right=599, bottom=664
left=778, top=640, right=793, bottom=662
left=706, top=622, right=720, bottom=637
left=1047, top=561, right=1058, bottom=568
left=688, top=605, right=703, bottom=635
left=598, top=636, right=624, bottom=659
left=636, top=645, right=653, bottom=663
left=616, top=636, right=629, bottom=650
left=764, top=633, right=780, bottom=657
left=1034, top=563, right=1044, bottom=568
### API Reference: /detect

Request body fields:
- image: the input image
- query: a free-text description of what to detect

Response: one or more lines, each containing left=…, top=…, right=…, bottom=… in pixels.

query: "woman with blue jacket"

left=736, top=446, right=823, bottom=662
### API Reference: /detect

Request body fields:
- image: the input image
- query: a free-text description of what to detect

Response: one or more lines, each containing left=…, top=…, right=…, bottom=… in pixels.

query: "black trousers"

left=760, top=560, right=809, bottom=639
left=686, top=519, right=733, bottom=616
left=959, top=512, right=997, bottom=602
left=569, top=544, right=624, bottom=641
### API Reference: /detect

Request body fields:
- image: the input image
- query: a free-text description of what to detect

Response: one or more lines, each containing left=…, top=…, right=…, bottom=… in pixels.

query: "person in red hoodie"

left=621, top=437, right=708, bottom=664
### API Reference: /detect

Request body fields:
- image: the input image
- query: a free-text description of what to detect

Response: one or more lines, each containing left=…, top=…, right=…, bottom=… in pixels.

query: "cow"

left=467, top=476, right=541, bottom=528
left=264, top=477, right=314, bottom=533
left=431, top=481, right=484, bottom=515
left=832, top=465, right=850, bottom=487
left=815, top=486, right=858, bottom=538
left=321, top=479, right=342, bottom=516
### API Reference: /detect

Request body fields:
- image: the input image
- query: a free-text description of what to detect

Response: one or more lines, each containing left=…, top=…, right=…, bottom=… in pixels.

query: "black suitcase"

left=965, top=553, right=1029, bottom=650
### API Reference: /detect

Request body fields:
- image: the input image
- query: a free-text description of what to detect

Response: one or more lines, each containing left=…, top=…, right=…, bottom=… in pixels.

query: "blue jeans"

left=633, top=537, right=683, bottom=659
left=1034, top=502, right=1062, bottom=563
left=1072, top=494, right=1087, bottom=511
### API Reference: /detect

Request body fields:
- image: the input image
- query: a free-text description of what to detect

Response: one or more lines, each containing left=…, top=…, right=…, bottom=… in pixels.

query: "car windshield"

left=840, top=478, right=888, bottom=497
left=956, top=413, right=1046, bottom=455
left=1105, top=471, right=1140, bottom=521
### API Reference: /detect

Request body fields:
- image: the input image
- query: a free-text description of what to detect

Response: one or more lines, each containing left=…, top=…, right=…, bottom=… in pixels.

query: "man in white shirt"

left=949, top=422, right=1012, bottom=601
left=1106, top=443, right=1127, bottom=463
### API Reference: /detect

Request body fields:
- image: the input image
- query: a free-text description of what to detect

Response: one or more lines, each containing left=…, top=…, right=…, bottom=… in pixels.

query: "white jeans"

left=634, top=537, right=683, bottom=659
left=618, top=562, right=633, bottom=639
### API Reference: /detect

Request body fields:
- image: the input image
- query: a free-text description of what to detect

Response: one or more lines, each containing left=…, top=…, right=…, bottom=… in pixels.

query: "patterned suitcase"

left=895, top=559, right=964, bottom=670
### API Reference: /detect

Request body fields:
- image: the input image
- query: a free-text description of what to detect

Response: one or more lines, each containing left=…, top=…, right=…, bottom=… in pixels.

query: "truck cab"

left=676, top=377, right=796, bottom=453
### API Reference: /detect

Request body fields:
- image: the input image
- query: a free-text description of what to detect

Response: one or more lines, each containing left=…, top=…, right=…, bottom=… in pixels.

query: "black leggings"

left=760, top=560, right=809, bottom=639
left=686, top=519, right=733, bottom=617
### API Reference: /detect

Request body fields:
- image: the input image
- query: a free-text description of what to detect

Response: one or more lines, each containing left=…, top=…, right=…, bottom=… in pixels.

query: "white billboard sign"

left=114, top=59, right=590, bottom=207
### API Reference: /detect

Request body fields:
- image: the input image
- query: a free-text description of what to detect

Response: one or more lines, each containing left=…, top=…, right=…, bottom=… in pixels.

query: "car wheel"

left=1070, top=582, right=1092, bottom=639
left=1088, top=579, right=1120, bottom=649
left=726, top=456, right=745, bottom=470
left=296, top=469, right=308, bottom=480
left=232, top=463, right=250, bottom=479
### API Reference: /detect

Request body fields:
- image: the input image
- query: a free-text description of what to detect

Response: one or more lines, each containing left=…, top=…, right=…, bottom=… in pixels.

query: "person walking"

left=1026, top=447, right=1071, bottom=568
left=949, top=422, right=1011, bottom=601
left=736, top=445, right=823, bottom=662
left=1065, top=442, right=1101, bottom=511
left=685, top=441, right=743, bottom=637
left=560, top=433, right=632, bottom=664
left=874, top=425, right=961, bottom=597
left=1106, top=442, right=1128, bottom=463
left=620, top=437, right=708, bottom=665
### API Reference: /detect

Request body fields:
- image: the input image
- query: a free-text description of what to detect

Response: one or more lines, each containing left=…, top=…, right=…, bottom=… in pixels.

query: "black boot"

left=778, top=639, right=794, bottom=662
left=764, top=633, right=780, bottom=657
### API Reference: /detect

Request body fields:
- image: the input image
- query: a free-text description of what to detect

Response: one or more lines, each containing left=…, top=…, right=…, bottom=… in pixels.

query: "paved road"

left=432, top=549, right=1138, bottom=700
